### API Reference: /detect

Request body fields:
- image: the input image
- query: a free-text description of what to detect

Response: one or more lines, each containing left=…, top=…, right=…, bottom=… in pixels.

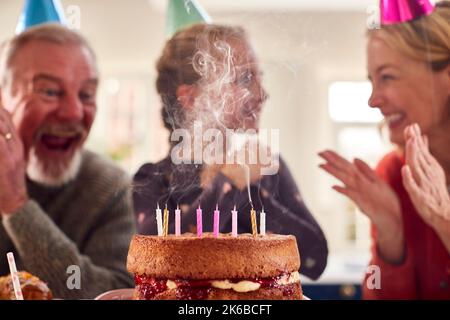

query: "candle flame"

left=216, top=203, right=218, bottom=211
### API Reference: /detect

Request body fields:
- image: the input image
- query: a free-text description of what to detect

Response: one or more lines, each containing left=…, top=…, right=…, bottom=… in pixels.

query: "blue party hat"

left=16, top=0, right=66, bottom=34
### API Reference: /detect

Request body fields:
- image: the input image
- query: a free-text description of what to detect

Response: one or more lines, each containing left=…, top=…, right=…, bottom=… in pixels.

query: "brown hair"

left=156, top=23, right=248, bottom=131
left=369, top=1, right=450, bottom=72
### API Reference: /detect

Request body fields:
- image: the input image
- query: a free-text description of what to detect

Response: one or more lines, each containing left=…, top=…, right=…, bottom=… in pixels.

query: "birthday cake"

left=127, top=233, right=302, bottom=300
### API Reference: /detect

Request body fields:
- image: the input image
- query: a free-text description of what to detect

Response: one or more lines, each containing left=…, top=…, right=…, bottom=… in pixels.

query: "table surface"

left=301, top=252, right=370, bottom=284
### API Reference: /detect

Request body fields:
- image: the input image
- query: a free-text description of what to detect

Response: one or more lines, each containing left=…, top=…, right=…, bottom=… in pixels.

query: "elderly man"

left=0, top=24, right=135, bottom=299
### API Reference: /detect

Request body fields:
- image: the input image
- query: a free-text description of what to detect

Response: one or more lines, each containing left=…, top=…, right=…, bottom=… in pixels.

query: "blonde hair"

left=369, top=1, right=450, bottom=71
left=156, top=23, right=248, bottom=131
left=0, top=23, right=97, bottom=86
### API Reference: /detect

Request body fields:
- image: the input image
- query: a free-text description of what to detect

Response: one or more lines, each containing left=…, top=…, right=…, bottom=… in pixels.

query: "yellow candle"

left=163, top=205, right=169, bottom=236
left=250, top=207, right=257, bottom=236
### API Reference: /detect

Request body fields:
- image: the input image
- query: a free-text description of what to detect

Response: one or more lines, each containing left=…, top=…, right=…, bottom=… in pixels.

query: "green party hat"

left=166, top=0, right=212, bottom=37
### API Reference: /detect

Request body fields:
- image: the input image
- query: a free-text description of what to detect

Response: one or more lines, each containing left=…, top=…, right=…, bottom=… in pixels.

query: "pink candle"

left=197, top=204, right=203, bottom=237
left=175, top=205, right=181, bottom=236
left=231, top=205, right=238, bottom=237
left=213, top=204, right=220, bottom=237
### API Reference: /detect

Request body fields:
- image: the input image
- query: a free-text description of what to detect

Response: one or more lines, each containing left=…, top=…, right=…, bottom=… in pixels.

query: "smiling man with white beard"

left=0, top=24, right=136, bottom=299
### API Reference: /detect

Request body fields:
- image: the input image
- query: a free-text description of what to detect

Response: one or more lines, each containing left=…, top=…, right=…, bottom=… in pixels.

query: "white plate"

left=94, top=288, right=310, bottom=300
left=94, top=288, right=134, bottom=300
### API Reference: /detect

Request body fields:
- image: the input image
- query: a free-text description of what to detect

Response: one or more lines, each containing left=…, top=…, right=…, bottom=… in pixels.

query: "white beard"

left=26, top=148, right=83, bottom=187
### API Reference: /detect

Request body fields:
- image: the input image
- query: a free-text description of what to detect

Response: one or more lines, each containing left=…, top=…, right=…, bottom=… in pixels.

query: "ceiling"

left=148, top=0, right=380, bottom=12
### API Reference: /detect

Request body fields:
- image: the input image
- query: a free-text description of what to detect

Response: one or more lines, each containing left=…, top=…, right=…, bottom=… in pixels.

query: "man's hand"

left=0, top=107, right=28, bottom=216
left=402, top=124, right=450, bottom=227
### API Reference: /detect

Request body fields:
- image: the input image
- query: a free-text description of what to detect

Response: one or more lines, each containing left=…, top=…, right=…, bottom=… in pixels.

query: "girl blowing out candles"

left=132, top=23, right=328, bottom=280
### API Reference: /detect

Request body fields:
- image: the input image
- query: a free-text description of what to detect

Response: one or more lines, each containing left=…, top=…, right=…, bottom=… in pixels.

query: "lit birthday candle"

left=213, top=204, right=220, bottom=237
left=163, top=204, right=169, bottom=236
left=250, top=206, right=257, bottom=236
left=175, top=205, right=181, bottom=236
left=260, top=208, right=266, bottom=236
left=156, top=203, right=163, bottom=236
left=231, top=205, right=238, bottom=237
left=197, top=203, right=203, bottom=237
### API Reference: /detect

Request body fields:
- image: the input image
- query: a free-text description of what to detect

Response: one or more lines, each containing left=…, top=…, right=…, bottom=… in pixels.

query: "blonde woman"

left=320, top=1, right=450, bottom=299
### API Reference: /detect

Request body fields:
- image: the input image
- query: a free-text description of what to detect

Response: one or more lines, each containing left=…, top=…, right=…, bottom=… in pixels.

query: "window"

left=328, top=81, right=382, bottom=123
left=327, top=81, right=390, bottom=251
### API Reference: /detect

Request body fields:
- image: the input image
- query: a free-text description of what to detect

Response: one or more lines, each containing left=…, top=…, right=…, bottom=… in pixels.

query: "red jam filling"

left=245, top=273, right=287, bottom=288
left=174, top=279, right=212, bottom=300
left=135, top=273, right=295, bottom=300
left=134, top=275, right=168, bottom=300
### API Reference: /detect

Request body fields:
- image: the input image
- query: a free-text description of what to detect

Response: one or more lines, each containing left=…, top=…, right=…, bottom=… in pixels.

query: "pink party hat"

left=380, top=0, right=435, bottom=25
